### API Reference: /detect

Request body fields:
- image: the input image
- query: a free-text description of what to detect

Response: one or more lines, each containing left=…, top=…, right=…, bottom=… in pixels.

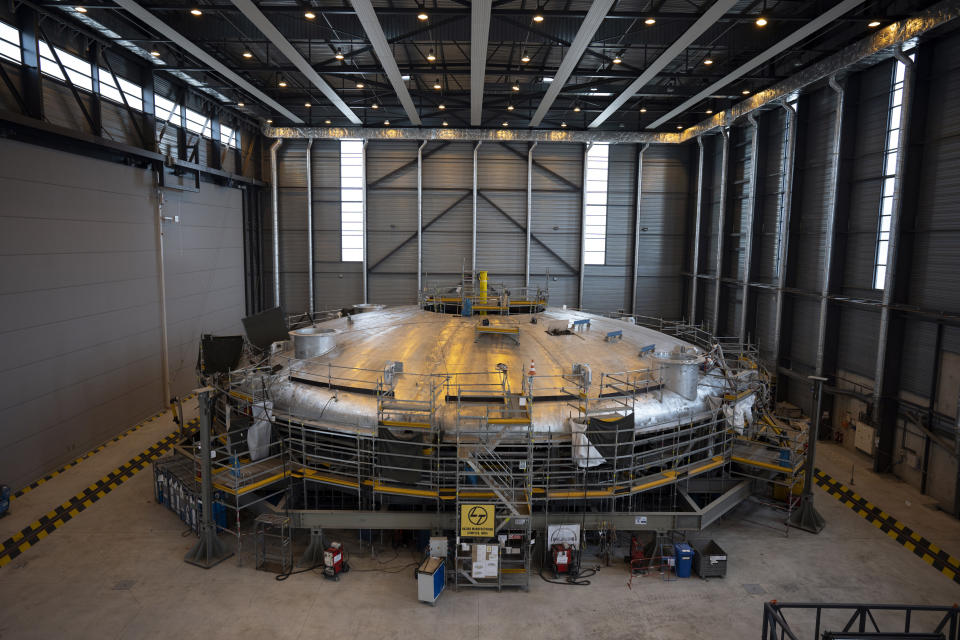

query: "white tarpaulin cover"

left=570, top=419, right=605, bottom=468
left=248, top=401, right=273, bottom=460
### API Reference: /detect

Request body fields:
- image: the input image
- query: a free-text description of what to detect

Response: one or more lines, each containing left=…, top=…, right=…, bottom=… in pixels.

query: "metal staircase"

left=452, top=371, right=533, bottom=591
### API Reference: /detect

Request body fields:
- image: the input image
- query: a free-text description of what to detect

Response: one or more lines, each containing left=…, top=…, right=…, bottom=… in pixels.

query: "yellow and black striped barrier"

left=12, top=394, right=196, bottom=501
left=0, top=419, right=198, bottom=569
left=814, top=468, right=960, bottom=585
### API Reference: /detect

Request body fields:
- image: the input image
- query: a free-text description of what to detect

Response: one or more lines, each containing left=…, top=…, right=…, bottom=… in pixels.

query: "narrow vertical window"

left=583, top=142, right=609, bottom=265
left=0, top=21, right=21, bottom=64
left=874, top=55, right=912, bottom=290
left=340, top=139, right=364, bottom=262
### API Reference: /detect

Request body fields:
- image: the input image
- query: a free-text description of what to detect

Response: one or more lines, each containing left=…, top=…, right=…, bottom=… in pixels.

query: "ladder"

left=453, top=375, right=533, bottom=591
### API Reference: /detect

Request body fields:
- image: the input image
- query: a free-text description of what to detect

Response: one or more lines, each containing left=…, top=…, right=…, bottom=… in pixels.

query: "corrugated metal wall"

left=751, top=107, right=788, bottom=359
left=530, top=143, right=583, bottom=308
left=911, top=33, right=960, bottom=315
left=477, top=143, right=527, bottom=289
left=161, top=185, right=246, bottom=396
left=367, top=140, right=419, bottom=305
left=0, top=137, right=246, bottom=490
left=422, top=142, right=473, bottom=282
left=636, top=144, right=691, bottom=319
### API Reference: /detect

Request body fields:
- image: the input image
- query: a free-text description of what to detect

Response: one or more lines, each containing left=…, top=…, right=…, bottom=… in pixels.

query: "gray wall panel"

left=0, top=137, right=246, bottom=490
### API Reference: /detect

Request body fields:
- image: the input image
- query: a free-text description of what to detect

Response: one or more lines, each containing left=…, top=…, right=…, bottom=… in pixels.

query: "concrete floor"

left=1, top=405, right=959, bottom=640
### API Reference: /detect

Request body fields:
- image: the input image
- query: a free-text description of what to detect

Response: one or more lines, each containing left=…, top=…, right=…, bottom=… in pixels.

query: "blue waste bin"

left=674, top=543, right=694, bottom=578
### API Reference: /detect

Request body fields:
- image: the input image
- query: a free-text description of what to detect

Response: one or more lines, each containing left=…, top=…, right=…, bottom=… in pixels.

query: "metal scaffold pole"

left=185, top=388, right=234, bottom=568
left=788, top=375, right=827, bottom=534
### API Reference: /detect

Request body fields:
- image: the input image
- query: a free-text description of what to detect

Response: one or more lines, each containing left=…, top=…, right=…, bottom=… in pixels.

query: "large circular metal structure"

left=265, top=305, right=725, bottom=440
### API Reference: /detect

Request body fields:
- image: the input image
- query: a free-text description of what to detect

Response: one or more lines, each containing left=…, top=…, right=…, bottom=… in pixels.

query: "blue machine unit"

left=416, top=556, right=445, bottom=605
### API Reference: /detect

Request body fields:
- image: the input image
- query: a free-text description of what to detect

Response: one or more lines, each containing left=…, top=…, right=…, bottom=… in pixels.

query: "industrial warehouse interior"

left=2, top=0, right=960, bottom=638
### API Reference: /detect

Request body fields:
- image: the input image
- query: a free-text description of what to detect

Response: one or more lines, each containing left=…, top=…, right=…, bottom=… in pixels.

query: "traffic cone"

left=528, top=359, right=536, bottom=377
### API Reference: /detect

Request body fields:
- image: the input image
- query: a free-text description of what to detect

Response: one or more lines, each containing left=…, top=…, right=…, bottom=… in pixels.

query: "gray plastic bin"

left=692, top=540, right=727, bottom=578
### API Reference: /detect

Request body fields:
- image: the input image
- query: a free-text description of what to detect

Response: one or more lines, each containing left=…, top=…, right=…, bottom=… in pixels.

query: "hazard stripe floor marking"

left=814, top=468, right=960, bottom=585
left=0, top=419, right=198, bottom=569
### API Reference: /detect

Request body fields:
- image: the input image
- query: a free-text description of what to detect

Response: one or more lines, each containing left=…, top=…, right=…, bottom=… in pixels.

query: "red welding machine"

left=551, top=543, right=576, bottom=577
left=323, top=542, right=349, bottom=581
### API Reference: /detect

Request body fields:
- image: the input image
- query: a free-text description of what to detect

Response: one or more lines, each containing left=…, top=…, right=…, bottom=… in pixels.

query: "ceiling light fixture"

left=438, top=104, right=445, bottom=110
left=742, top=89, right=750, bottom=95
left=644, top=18, right=655, bottom=25
left=150, top=49, right=161, bottom=57
left=589, top=87, right=597, bottom=92
left=426, top=49, right=436, bottom=62
left=532, top=4, right=544, bottom=23
left=573, top=105, right=581, bottom=112
left=266, top=119, right=273, bottom=124
left=512, top=80, right=520, bottom=91
left=325, top=119, right=331, bottom=124
left=639, top=107, right=647, bottom=113
left=371, top=103, right=379, bottom=109
left=868, top=20, right=881, bottom=27
left=242, top=51, right=253, bottom=59
left=433, top=78, right=442, bottom=90
left=442, top=121, right=448, bottom=126
left=305, top=102, right=311, bottom=108
left=304, top=11, right=316, bottom=20
left=704, top=57, right=713, bottom=65
left=521, top=51, right=531, bottom=63
left=190, top=8, right=202, bottom=16
left=542, top=77, right=553, bottom=83
left=75, top=5, right=88, bottom=12
left=238, top=101, right=245, bottom=107
left=278, top=79, right=288, bottom=87
left=335, top=48, right=345, bottom=60
left=356, top=82, right=365, bottom=88
left=561, top=121, right=567, bottom=127
left=507, top=104, right=515, bottom=111
left=502, top=121, right=509, bottom=127
left=706, top=108, right=713, bottom=114
left=417, top=3, right=428, bottom=21
left=384, top=119, right=390, bottom=125
left=755, top=16, right=767, bottom=27
left=612, top=53, right=622, bottom=64
left=676, top=125, right=683, bottom=130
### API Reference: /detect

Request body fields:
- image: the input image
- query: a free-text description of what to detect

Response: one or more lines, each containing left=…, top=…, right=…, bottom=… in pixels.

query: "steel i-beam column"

left=362, top=140, right=369, bottom=304
left=773, top=101, right=799, bottom=371
left=712, top=129, right=731, bottom=333
left=472, top=141, right=482, bottom=273
left=526, top=141, right=538, bottom=289
left=633, top=143, right=650, bottom=316
left=739, top=114, right=761, bottom=343
left=689, top=137, right=705, bottom=323
left=578, top=142, right=593, bottom=309
left=270, top=139, right=283, bottom=308
left=873, top=47, right=917, bottom=472
left=418, top=140, right=428, bottom=292
left=306, top=138, right=314, bottom=313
